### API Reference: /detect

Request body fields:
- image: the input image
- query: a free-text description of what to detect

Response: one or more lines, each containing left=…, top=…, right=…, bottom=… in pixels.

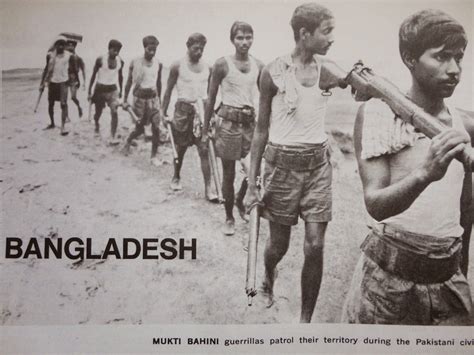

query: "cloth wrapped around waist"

left=217, top=104, right=255, bottom=124
left=361, top=224, right=462, bottom=284
left=264, top=142, right=329, bottom=171
left=133, top=86, right=157, bottom=99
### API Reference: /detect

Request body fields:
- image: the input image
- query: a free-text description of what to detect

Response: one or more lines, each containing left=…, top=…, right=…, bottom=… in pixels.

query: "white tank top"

left=269, top=61, right=328, bottom=145
left=221, top=56, right=258, bottom=108
left=132, top=57, right=159, bottom=89
left=176, top=58, right=209, bottom=102
left=50, top=52, right=71, bottom=83
left=377, top=108, right=466, bottom=238
left=97, top=55, right=122, bottom=85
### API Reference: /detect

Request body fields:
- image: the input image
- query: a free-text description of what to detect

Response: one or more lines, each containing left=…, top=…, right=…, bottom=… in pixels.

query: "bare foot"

left=235, top=194, right=249, bottom=222
left=43, top=123, right=55, bottom=130
left=222, top=219, right=235, bottom=236
left=259, top=269, right=278, bottom=308
left=170, top=177, right=182, bottom=191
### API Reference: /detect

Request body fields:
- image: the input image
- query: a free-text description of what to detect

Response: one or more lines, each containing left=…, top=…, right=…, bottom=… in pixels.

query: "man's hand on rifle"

left=244, top=182, right=263, bottom=214
left=163, top=114, right=173, bottom=124
left=39, top=83, right=45, bottom=92
left=121, top=100, right=130, bottom=110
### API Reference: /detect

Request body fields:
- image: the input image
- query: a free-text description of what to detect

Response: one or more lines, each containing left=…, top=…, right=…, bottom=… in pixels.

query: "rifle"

left=245, top=182, right=261, bottom=306
left=320, top=60, right=474, bottom=167
left=33, top=88, right=44, bottom=113
left=165, top=121, right=179, bottom=166
left=87, top=99, right=93, bottom=121
left=195, top=99, right=224, bottom=203
left=119, top=103, right=139, bottom=125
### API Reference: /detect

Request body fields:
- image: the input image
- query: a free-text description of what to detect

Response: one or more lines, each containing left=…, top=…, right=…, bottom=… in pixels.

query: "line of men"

left=39, top=3, right=473, bottom=325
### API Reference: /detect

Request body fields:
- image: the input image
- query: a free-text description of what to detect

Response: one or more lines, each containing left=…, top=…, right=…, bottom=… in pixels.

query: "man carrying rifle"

left=245, top=3, right=337, bottom=323
left=161, top=33, right=217, bottom=201
left=201, top=21, right=264, bottom=235
left=121, top=35, right=163, bottom=166
left=342, top=9, right=473, bottom=325
left=39, top=36, right=76, bottom=135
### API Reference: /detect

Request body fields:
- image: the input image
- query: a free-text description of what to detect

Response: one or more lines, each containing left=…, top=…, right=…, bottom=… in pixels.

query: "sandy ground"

left=1, top=70, right=473, bottom=326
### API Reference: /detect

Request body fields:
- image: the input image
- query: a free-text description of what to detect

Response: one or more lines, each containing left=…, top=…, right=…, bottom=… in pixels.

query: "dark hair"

left=54, top=39, right=67, bottom=46
left=230, top=21, right=253, bottom=42
left=66, top=40, right=77, bottom=47
left=186, top=33, right=207, bottom=48
left=291, top=3, right=333, bottom=41
left=399, top=9, right=467, bottom=61
left=143, top=35, right=159, bottom=48
left=108, top=39, right=123, bottom=50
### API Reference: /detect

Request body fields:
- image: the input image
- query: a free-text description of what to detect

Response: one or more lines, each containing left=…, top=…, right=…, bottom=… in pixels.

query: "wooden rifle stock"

left=245, top=204, right=260, bottom=306
left=196, top=98, right=224, bottom=203
left=321, top=60, right=474, bottom=167
left=33, top=89, right=44, bottom=113
left=208, top=139, right=224, bottom=203
left=166, top=121, right=179, bottom=165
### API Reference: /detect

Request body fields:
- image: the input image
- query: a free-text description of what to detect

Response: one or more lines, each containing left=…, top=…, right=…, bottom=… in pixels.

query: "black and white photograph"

left=1, top=0, right=473, bottom=353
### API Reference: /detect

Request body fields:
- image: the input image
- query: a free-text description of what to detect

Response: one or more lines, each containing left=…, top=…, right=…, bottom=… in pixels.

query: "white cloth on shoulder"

left=360, top=99, right=423, bottom=160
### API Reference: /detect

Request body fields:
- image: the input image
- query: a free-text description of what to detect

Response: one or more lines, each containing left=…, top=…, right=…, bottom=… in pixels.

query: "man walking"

left=202, top=21, right=263, bottom=235
left=245, top=3, right=337, bottom=323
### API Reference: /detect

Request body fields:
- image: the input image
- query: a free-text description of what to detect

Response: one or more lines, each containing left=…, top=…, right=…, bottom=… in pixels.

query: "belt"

left=218, top=104, right=255, bottom=124
left=263, top=142, right=328, bottom=171
left=133, top=87, right=157, bottom=99
left=361, top=226, right=461, bottom=284
left=175, top=100, right=196, bottom=114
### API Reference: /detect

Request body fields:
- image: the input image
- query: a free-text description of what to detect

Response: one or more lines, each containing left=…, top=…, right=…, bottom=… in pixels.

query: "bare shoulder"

left=253, top=57, right=265, bottom=70
left=457, top=108, right=474, bottom=140
left=213, top=57, right=228, bottom=74
left=169, top=60, right=181, bottom=73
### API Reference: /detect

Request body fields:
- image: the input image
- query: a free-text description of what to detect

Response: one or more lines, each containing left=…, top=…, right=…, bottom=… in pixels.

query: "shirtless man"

left=88, top=39, right=124, bottom=144
left=39, top=36, right=76, bottom=135
left=66, top=39, right=86, bottom=118
left=122, top=36, right=163, bottom=165
left=245, top=3, right=337, bottom=323
left=342, top=9, right=474, bottom=325
left=201, top=21, right=264, bottom=235
left=162, top=33, right=217, bottom=201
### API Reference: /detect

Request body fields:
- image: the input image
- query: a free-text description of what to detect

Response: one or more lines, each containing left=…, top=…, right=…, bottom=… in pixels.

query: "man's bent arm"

left=355, top=105, right=469, bottom=221
left=118, top=60, right=124, bottom=97
left=88, top=57, right=101, bottom=97
left=161, top=62, right=179, bottom=116
left=123, top=61, right=134, bottom=103
left=156, top=63, right=163, bottom=103
left=248, top=67, right=276, bottom=188
left=202, top=58, right=227, bottom=136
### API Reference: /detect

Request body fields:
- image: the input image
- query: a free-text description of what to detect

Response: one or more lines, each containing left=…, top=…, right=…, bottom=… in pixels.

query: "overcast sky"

left=1, top=0, right=472, bottom=109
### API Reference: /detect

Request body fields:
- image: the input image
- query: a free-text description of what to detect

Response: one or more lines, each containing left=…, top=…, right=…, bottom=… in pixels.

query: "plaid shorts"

left=214, top=117, right=255, bottom=160
left=133, top=95, right=160, bottom=127
left=48, top=82, right=68, bottom=104
left=342, top=227, right=472, bottom=325
left=261, top=142, right=332, bottom=226
left=92, top=84, right=119, bottom=110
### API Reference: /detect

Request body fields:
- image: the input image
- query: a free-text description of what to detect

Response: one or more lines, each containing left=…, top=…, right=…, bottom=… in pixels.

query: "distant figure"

left=201, top=21, right=264, bottom=235
left=39, top=36, right=76, bottom=135
left=66, top=39, right=86, bottom=118
left=88, top=39, right=124, bottom=144
left=161, top=33, right=218, bottom=201
left=122, top=36, right=163, bottom=165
